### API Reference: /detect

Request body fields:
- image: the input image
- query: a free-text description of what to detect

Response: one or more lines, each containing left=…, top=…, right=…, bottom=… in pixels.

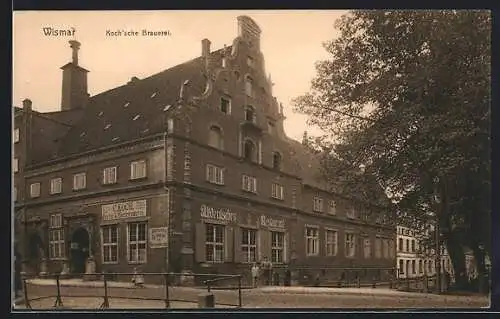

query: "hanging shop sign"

left=149, top=227, right=169, bottom=249
left=101, top=199, right=147, bottom=221
left=200, top=204, right=237, bottom=223
left=260, top=214, right=285, bottom=229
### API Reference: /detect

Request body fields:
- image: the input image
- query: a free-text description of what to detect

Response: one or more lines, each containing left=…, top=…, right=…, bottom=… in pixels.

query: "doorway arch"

left=27, top=233, right=44, bottom=273
left=70, top=227, right=89, bottom=274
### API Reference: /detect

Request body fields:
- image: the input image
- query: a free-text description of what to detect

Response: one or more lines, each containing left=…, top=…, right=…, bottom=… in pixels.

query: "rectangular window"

left=127, top=222, right=147, bottom=263
left=206, top=224, right=225, bottom=262
left=363, top=238, right=372, bottom=259
left=419, top=260, right=423, bottom=274
left=103, top=166, right=118, bottom=184
left=346, top=207, right=356, bottom=219
left=73, top=172, right=87, bottom=190
left=398, top=238, right=403, bottom=251
left=130, top=160, right=147, bottom=180
left=399, top=259, right=404, bottom=275
left=375, top=237, right=382, bottom=259
left=271, top=183, right=284, bottom=200
left=389, top=239, right=395, bottom=258
left=313, top=196, right=323, bottom=212
left=383, top=239, right=390, bottom=259
left=305, top=227, right=319, bottom=256
left=325, top=229, right=338, bottom=256
left=247, top=56, right=254, bottom=68
left=411, top=240, right=416, bottom=253
left=241, top=228, right=257, bottom=263
left=49, top=214, right=64, bottom=259
left=327, top=200, right=336, bottom=215
left=220, top=97, right=231, bottom=114
left=245, top=78, right=253, bottom=97
left=50, top=178, right=62, bottom=194
left=345, top=233, right=356, bottom=258
left=13, top=157, right=19, bottom=173
left=267, top=121, right=275, bottom=135
left=13, top=128, right=20, bottom=143
left=242, top=175, right=257, bottom=193
left=30, top=182, right=41, bottom=198
left=102, top=225, right=119, bottom=264
left=412, top=260, right=416, bottom=274
left=271, top=231, right=285, bottom=263
left=206, top=164, right=224, bottom=185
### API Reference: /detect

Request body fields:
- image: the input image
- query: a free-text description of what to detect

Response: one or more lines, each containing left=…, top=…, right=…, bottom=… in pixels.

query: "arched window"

left=208, top=126, right=223, bottom=150
left=272, top=152, right=281, bottom=170
left=245, top=77, right=253, bottom=97
left=243, top=139, right=256, bottom=162
left=245, top=106, right=255, bottom=122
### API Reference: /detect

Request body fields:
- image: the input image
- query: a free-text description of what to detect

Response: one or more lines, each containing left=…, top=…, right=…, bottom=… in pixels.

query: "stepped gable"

left=58, top=47, right=228, bottom=157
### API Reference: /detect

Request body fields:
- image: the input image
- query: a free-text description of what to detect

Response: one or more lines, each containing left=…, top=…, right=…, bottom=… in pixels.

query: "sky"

left=12, top=10, right=347, bottom=141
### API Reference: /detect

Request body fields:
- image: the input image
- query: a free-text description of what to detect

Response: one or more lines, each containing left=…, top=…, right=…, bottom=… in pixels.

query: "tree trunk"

left=445, top=233, right=466, bottom=290
left=472, top=243, right=487, bottom=293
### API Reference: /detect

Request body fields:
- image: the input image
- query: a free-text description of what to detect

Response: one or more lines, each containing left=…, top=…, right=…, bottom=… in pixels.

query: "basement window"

left=150, top=92, right=157, bottom=98
left=132, top=115, right=141, bottom=121
left=163, top=105, right=172, bottom=112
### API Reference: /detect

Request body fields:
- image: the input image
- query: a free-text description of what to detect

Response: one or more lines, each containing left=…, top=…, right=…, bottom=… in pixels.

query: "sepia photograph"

left=12, top=10, right=491, bottom=310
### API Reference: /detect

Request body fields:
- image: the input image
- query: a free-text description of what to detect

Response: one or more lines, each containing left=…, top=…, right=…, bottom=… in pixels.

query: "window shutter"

left=259, top=230, right=271, bottom=262
left=284, top=232, right=290, bottom=263
left=225, top=226, right=234, bottom=262
left=233, top=227, right=242, bottom=263
left=195, top=223, right=206, bottom=262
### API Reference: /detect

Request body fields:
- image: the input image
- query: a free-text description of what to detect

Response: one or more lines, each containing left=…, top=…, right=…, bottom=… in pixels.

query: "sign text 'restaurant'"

left=260, top=215, right=285, bottom=229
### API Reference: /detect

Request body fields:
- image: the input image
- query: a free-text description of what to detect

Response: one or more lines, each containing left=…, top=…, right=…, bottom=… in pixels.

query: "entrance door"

left=70, top=228, right=89, bottom=274
left=28, top=233, right=44, bottom=273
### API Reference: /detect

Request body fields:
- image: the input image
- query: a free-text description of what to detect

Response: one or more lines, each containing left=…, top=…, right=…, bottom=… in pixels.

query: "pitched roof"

left=58, top=48, right=228, bottom=156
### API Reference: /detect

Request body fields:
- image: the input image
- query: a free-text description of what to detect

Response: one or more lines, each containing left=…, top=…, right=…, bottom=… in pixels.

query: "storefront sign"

left=200, top=204, right=237, bottom=223
left=102, top=199, right=147, bottom=221
left=260, top=215, right=285, bottom=229
left=149, top=227, right=169, bottom=248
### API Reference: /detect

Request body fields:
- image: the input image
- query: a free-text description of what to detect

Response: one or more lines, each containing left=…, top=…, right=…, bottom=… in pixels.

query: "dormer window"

left=220, top=97, right=231, bottom=114
left=272, top=152, right=281, bottom=170
left=243, top=139, right=256, bottom=162
left=245, top=106, right=255, bottom=123
left=247, top=56, right=254, bottom=68
left=245, top=77, right=253, bottom=97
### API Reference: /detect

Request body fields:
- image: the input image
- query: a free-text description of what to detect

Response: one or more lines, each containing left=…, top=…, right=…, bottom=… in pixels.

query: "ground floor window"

left=49, top=229, right=65, bottom=259
left=412, top=260, right=416, bottom=274
left=306, top=227, right=319, bottom=256
left=419, top=260, right=423, bottom=274
left=325, top=229, right=338, bottom=257
left=241, top=228, right=257, bottom=263
left=102, top=225, right=119, bottom=263
left=399, top=259, right=404, bottom=275
left=127, top=222, right=147, bottom=263
left=206, top=224, right=224, bottom=262
left=271, top=231, right=284, bottom=263
left=345, top=233, right=356, bottom=258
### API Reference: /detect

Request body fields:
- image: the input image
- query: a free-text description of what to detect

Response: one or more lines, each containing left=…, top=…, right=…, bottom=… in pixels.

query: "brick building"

left=14, top=16, right=396, bottom=285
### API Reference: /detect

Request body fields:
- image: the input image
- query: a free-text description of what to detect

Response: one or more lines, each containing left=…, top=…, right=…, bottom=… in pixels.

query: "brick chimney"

left=60, top=40, right=89, bottom=111
left=201, top=39, right=211, bottom=70
left=237, top=16, right=261, bottom=50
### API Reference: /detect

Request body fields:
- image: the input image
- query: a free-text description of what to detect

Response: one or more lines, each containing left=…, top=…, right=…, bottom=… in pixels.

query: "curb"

left=253, top=288, right=446, bottom=299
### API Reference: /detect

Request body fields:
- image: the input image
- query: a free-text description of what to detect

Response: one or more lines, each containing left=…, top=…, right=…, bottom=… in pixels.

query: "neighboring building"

left=14, top=16, right=396, bottom=285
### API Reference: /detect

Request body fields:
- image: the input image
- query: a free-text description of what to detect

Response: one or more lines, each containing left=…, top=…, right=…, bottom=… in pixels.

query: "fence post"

left=238, top=276, right=242, bottom=308
left=357, top=277, right=361, bottom=288
left=53, top=274, right=64, bottom=309
left=207, top=281, right=211, bottom=293
left=99, top=273, right=109, bottom=309
left=164, top=273, right=170, bottom=309
left=22, top=278, right=31, bottom=310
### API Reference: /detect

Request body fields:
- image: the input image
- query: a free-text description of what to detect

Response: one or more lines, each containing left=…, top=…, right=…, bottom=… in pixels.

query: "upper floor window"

left=346, top=207, right=356, bottom=219
left=13, top=157, right=19, bottom=173
left=398, top=238, right=403, bottom=251
left=406, top=239, right=410, bottom=252
left=30, top=182, right=41, bottom=198
left=73, top=172, right=87, bottom=190
left=50, top=178, right=62, bottom=194
left=242, top=175, right=257, bottom=193
left=206, top=164, right=224, bottom=185
left=272, top=152, right=281, bottom=170
left=271, top=183, right=284, bottom=200
left=247, top=56, right=254, bottom=68
left=13, top=128, right=20, bottom=144
left=245, top=77, right=253, bottom=97
left=103, top=166, right=118, bottom=185
left=243, top=139, right=256, bottom=162
left=411, top=239, right=416, bottom=253
left=328, top=200, right=336, bottom=215
left=208, top=126, right=223, bottom=150
left=244, top=106, right=255, bottom=122
left=313, top=196, right=323, bottom=213
left=220, top=97, right=231, bottom=114
left=130, top=160, right=147, bottom=180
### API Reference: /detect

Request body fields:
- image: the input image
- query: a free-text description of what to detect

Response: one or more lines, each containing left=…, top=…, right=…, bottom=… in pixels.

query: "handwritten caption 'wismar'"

left=105, top=29, right=172, bottom=37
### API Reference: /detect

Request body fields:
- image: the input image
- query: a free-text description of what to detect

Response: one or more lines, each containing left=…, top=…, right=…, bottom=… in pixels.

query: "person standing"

left=251, top=263, right=260, bottom=288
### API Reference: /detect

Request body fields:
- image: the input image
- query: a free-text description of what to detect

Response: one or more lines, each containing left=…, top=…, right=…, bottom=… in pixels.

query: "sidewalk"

left=27, top=278, right=166, bottom=290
